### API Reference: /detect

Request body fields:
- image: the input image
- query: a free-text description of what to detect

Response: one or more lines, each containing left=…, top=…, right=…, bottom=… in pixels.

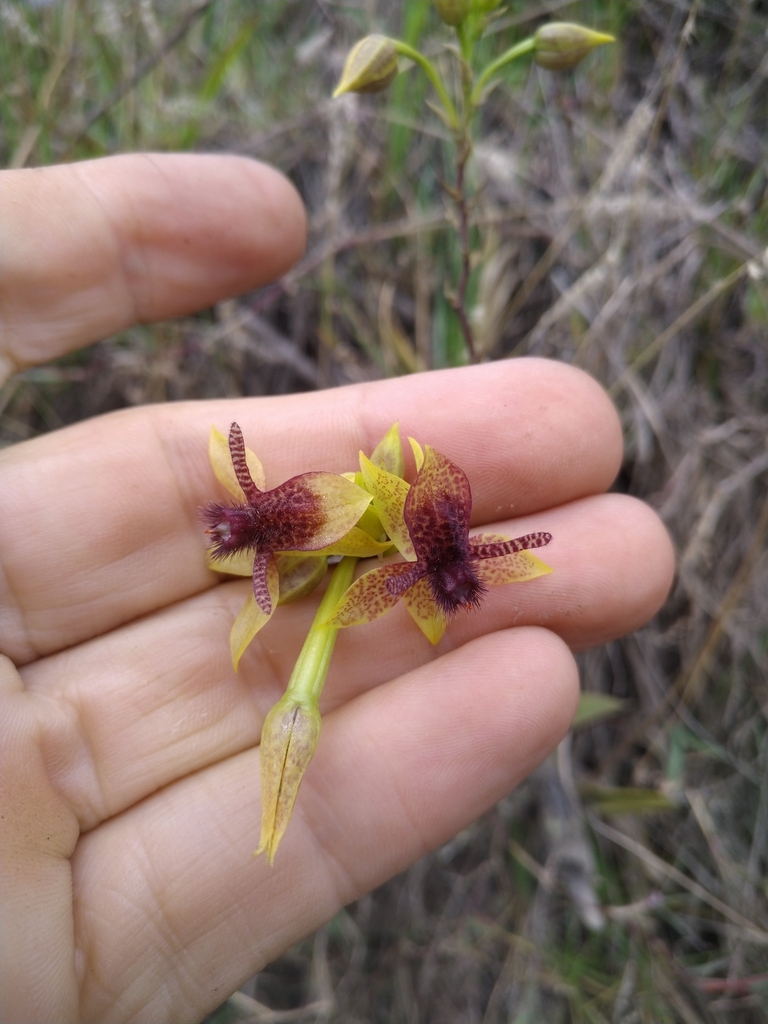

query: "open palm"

left=0, top=154, right=674, bottom=1024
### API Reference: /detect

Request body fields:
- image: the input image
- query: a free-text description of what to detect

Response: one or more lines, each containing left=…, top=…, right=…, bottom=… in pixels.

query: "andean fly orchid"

left=202, top=424, right=553, bottom=864
left=202, top=423, right=385, bottom=667
left=328, top=442, right=553, bottom=643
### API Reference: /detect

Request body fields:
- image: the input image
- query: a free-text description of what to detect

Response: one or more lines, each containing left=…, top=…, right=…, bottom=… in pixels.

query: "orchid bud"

left=255, top=692, right=322, bottom=865
left=333, top=34, right=399, bottom=96
left=533, top=22, right=615, bottom=71
left=433, top=0, right=471, bottom=27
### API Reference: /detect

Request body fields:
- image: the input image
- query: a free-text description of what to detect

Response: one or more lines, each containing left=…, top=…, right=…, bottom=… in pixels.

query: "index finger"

left=0, top=358, right=622, bottom=664
left=0, top=153, right=306, bottom=382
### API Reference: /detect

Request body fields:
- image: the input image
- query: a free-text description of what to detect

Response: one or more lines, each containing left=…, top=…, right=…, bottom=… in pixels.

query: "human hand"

left=0, top=154, right=674, bottom=1023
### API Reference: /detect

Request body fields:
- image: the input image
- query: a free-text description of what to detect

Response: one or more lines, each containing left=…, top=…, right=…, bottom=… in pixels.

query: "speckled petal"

left=252, top=551, right=280, bottom=615
left=405, top=445, right=472, bottom=564
left=473, top=549, right=553, bottom=586
left=327, top=561, right=423, bottom=627
left=402, top=576, right=446, bottom=644
left=359, top=453, right=416, bottom=561
left=470, top=531, right=552, bottom=560
left=230, top=558, right=279, bottom=669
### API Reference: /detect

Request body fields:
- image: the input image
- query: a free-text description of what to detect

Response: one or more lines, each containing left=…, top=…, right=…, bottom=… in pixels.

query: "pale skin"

left=0, top=154, right=675, bottom=1024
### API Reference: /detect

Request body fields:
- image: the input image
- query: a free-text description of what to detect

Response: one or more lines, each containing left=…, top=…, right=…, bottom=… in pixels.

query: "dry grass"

left=2, top=0, right=767, bottom=1021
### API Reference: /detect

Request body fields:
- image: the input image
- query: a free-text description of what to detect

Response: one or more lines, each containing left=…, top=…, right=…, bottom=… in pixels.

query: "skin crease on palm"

left=0, top=154, right=675, bottom=1024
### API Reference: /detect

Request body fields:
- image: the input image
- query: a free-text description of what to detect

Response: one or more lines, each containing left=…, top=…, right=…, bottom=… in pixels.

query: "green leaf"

left=572, top=692, right=627, bottom=729
left=581, top=784, right=676, bottom=816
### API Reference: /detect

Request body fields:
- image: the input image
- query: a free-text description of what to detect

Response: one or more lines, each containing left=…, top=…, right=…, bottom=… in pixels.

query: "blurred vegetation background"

left=2, top=0, right=767, bottom=1020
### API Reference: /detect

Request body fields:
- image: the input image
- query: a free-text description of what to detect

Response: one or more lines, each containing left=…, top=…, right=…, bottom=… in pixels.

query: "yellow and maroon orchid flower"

left=203, top=423, right=385, bottom=667
left=253, top=423, right=408, bottom=864
left=327, top=443, right=553, bottom=644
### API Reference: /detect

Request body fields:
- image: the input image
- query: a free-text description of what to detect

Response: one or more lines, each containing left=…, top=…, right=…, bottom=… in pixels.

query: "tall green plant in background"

left=333, top=1, right=614, bottom=362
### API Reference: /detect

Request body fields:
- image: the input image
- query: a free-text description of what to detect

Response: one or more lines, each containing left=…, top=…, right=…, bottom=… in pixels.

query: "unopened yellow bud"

left=433, top=0, right=471, bottom=27
left=333, top=35, right=399, bottom=97
left=533, top=22, right=615, bottom=71
left=255, top=692, right=321, bottom=865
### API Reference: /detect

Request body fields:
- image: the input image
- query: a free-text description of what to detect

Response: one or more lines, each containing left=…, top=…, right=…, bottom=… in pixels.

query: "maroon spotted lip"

left=202, top=422, right=371, bottom=616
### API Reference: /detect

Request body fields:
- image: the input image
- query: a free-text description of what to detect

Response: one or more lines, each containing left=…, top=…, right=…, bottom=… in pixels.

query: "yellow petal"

left=206, top=549, right=253, bottom=576
left=327, top=562, right=417, bottom=627
left=408, top=436, right=424, bottom=472
left=354, top=503, right=389, bottom=541
left=309, top=526, right=391, bottom=557
left=229, top=559, right=280, bottom=669
left=402, top=576, right=446, bottom=644
left=274, top=553, right=328, bottom=605
left=474, top=550, right=553, bottom=586
left=299, top=473, right=372, bottom=548
left=209, top=425, right=266, bottom=499
left=369, top=422, right=404, bottom=477
left=359, top=453, right=416, bottom=561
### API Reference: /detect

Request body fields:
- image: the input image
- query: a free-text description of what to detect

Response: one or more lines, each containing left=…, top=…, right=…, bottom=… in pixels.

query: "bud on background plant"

left=333, top=34, right=398, bottom=96
left=432, top=0, right=470, bottom=28
left=333, top=12, right=615, bottom=363
left=533, top=22, right=615, bottom=72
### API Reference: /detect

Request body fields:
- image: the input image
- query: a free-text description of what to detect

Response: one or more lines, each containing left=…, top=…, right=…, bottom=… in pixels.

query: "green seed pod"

left=333, top=34, right=399, bottom=97
left=533, top=22, right=615, bottom=71
left=255, top=692, right=322, bottom=865
left=433, top=0, right=471, bottom=27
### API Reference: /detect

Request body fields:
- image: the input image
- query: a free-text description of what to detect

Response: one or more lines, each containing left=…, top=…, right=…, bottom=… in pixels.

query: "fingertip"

left=479, top=626, right=581, bottom=772
left=233, top=156, right=307, bottom=281
left=628, top=494, right=676, bottom=620
left=520, top=358, right=624, bottom=495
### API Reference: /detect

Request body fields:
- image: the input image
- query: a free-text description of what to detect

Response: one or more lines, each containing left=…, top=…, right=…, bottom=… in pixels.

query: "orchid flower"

left=327, top=442, right=553, bottom=643
left=202, top=423, right=386, bottom=667
left=253, top=422, right=405, bottom=864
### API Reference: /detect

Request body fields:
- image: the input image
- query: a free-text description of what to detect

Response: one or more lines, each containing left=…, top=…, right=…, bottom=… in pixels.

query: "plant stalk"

left=284, top=556, right=357, bottom=702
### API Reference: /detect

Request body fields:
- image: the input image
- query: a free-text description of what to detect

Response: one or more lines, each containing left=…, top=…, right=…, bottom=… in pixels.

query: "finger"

left=0, top=657, right=80, bottom=1023
left=21, top=491, right=671, bottom=831
left=0, top=153, right=306, bottom=381
left=1, top=359, right=622, bottom=663
left=71, top=627, right=578, bottom=1023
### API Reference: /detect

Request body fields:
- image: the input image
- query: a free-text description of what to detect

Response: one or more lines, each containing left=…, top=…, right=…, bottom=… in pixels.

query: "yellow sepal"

left=359, top=453, right=416, bottom=561
left=209, top=425, right=266, bottom=498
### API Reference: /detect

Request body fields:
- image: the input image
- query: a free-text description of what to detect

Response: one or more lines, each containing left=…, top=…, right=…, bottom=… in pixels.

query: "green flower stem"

left=471, top=37, right=535, bottom=105
left=392, top=40, right=458, bottom=129
left=456, top=20, right=474, bottom=64
left=284, top=556, right=358, bottom=703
